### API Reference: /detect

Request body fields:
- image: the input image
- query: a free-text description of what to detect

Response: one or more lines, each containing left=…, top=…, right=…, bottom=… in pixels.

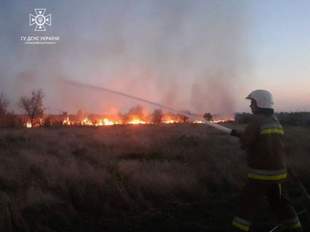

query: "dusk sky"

left=0, top=0, right=309, bottom=114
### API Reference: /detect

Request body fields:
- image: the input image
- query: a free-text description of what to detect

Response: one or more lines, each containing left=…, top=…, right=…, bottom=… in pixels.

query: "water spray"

left=64, top=79, right=232, bottom=134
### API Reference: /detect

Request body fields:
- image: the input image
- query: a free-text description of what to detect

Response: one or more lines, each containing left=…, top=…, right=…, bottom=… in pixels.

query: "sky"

left=0, top=0, right=309, bottom=114
left=248, top=0, right=310, bottom=112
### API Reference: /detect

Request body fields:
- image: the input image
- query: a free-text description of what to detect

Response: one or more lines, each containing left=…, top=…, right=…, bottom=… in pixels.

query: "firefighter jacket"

left=240, top=113, right=287, bottom=182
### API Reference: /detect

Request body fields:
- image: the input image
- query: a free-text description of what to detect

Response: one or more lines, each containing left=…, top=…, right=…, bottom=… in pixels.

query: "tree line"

left=0, top=90, right=190, bottom=128
left=235, top=112, right=310, bottom=126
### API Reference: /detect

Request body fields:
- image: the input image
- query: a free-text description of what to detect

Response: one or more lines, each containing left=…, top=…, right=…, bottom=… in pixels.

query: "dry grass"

left=0, top=124, right=309, bottom=231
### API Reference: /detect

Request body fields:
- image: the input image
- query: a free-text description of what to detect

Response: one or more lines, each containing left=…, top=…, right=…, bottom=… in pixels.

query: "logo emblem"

left=29, top=9, right=51, bottom=31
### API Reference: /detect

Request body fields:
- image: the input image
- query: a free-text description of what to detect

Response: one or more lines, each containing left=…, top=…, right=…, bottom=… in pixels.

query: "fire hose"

left=64, top=79, right=232, bottom=134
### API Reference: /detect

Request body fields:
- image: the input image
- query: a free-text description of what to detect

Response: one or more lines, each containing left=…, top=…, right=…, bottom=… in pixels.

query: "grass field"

left=0, top=123, right=309, bottom=231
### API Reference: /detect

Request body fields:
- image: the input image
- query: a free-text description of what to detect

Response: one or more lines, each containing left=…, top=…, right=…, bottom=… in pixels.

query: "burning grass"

left=0, top=124, right=309, bottom=231
left=7, top=104, right=234, bottom=129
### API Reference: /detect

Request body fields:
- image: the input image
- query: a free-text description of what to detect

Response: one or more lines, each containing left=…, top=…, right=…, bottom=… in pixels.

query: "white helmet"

left=246, top=89, right=274, bottom=109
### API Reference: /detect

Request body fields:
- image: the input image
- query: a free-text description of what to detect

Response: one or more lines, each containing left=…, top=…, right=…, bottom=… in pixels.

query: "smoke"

left=0, top=0, right=249, bottom=114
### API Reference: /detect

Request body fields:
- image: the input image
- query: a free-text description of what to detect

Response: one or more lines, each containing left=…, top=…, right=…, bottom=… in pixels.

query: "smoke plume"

left=0, top=0, right=249, bottom=115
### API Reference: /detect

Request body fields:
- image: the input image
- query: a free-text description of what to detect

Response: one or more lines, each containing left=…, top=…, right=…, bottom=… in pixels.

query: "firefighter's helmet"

left=246, top=89, right=274, bottom=109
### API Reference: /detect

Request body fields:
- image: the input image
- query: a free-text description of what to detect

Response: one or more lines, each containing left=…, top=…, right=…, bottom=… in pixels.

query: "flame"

left=26, top=121, right=32, bottom=128
left=127, top=117, right=147, bottom=125
left=63, top=117, right=71, bottom=126
left=162, top=116, right=177, bottom=124
left=162, top=120, right=176, bottom=124
left=162, top=114, right=183, bottom=124
left=102, top=118, right=114, bottom=126
left=81, top=118, right=93, bottom=126
left=25, top=107, right=234, bottom=128
left=98, top=118, right=121, bottom=126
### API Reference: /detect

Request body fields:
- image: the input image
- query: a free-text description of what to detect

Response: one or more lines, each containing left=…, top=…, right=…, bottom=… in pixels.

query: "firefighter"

left=230, top=89, right=302, bottom=231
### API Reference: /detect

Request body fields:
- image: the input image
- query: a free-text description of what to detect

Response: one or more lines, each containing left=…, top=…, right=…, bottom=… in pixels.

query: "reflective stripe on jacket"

left=260, top=122, right=284, bottom=135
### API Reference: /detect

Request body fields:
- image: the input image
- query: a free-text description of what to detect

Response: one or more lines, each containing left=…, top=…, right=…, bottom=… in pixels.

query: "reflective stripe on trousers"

left=232, top=217, right=251, bottom=231
left=281, top=217, right=302, bottom=230
left=248, top=168, right=287, bottom=181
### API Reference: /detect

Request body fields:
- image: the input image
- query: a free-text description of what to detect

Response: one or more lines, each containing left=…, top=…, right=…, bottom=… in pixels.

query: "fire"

left=63, top=117, right=71, bottom=126
left=98, top=118, right=121, bottom=126
left=127, top=117, right=147, bottom=125
left=161, top=114, right=183, bottom=124
left=162, top=119, right=176, bottom=124
left=81, top=118, right=93, bottom=126
left=102, top=118, right=114, bottom=126
left=26, top=121, right=32, bottom=128
left=24, top=106, right=235, bottom=128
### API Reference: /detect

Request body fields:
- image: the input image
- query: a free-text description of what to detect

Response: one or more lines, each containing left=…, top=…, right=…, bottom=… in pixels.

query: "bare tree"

left=0, top=93, right=9, bottom=116
left=19, top=89, right=45, bottom=125
left=203, top=112, right=213, bottom=121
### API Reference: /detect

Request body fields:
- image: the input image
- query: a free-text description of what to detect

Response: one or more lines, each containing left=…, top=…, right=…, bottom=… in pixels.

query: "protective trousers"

left=232, top=180, right=302, bottom=231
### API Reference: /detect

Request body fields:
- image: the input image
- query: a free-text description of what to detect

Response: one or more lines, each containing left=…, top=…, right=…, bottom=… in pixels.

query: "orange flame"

left=55, top=108, right=235, bottom=128
left=127, top=117, right=147, bottom=125
left=63, top=117, right=71, bottom=126
left=81, top=118, right=93, bottom=126
left=162, top=114, right=183, bottom=124
left=26, top=121, right=32, bottom=128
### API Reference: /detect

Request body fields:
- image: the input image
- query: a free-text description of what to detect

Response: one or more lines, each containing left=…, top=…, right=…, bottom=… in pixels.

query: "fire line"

left=63, top=79, right=232, bottom=134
